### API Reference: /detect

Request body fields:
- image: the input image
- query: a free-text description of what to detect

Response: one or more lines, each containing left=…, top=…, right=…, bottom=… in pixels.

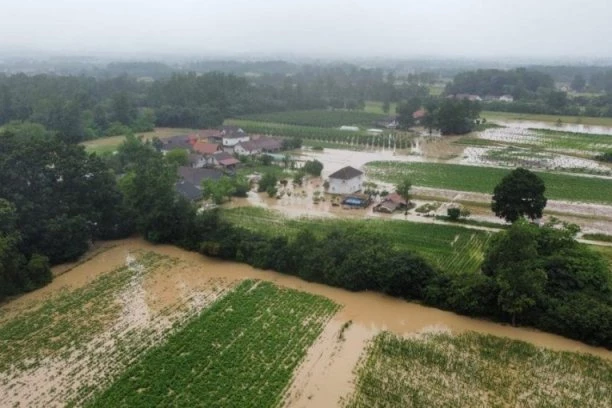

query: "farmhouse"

left=220, top=126, right=249, bottom=147
left=187, top=153, right=207, bottom=169
left=375, top=116, right=399, bottom=129
left=212, top=151, right=240, bottom=169
left=254, top=137, right=283, bottom=153
left=328, top=166, right=363, bottom=195
left=234, top=141, right=261, bottom=156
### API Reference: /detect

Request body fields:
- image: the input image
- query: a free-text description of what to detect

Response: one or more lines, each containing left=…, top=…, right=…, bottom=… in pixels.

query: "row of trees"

left=2, top=127, right=610, bottom=347
left=445, top=67, right=612, bottom=117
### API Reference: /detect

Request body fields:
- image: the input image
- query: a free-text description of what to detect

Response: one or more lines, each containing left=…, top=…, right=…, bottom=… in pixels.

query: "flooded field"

left=1, top=239, right=610, bottom=407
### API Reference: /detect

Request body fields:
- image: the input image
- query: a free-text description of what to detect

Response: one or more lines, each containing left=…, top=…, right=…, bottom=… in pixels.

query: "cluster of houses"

left=162, top=125, right=283, bottom=201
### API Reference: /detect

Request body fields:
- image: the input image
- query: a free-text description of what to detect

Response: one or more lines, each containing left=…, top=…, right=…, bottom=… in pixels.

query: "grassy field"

left=482, top=110, right=612, bottom=127
left=365, top=161, right=612, bottom=204
left=222, top=207, right=491, bottom=274
left=80, top=127, right=196, bottom=154
left=236, top=109, right=385, bottom=127
left=364, top=100, right=398, bottom=115
left=346, top=331, right=612, bottom=407
left=87, top=280, right=338, bottom=407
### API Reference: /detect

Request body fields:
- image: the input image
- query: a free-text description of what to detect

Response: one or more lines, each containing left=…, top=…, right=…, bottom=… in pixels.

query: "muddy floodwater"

left=3, top=238, right=610, bottom=407
left=35, top=238, right=612, bottom=360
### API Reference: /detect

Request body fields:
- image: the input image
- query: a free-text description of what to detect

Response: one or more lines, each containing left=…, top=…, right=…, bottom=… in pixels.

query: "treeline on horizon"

left=0, top=64, right=431, bottom=143
left=0, top=129, right=610, bottom=348
left=446, top=68, right=612, bottom=117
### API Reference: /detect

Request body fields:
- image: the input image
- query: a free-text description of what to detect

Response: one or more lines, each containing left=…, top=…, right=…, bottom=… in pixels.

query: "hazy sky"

left=2, top=0, right=611, bottom=58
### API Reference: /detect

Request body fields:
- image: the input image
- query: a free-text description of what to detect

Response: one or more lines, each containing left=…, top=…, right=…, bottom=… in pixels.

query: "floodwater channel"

left=2, top=238, right=610, bottom=408
left=28, top=238, right=611, bottom=361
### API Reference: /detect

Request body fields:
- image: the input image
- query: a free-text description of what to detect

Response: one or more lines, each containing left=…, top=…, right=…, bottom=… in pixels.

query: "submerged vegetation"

left=87, top=280, right=338, bottom=407
left=347, top=331, right=612, bottom=408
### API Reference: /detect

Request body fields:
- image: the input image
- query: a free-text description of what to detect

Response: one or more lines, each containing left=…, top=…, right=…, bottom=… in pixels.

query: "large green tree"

left=491, top=168, right=547, bottom=223
left=0, top=131, right=126, bottom=263
left=482, top=221, right=547, bottom=325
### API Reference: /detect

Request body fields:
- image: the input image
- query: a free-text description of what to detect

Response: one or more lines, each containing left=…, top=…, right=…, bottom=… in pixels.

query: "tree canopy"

left=492, top=168, right=547, bottom=223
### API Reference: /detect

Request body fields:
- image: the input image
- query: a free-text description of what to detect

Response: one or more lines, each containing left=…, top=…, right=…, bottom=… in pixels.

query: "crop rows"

left=0, top=252, right=163, bottom=372
left=365, top=161, right=612, bottom=204
left=237, top=109, right=386, bottom=127
left=460, top=146, right=611, bottom=176
left=475, top=127, right=612, bottom=155
left=0, top=251, right=232, bottom=407
left=346, top=331, right=612, bottom=407
left=225, top=119, right=416, bottom=149
left=87, top=280, right=339, bottom=408
left=221, top=207, right=491, bottom=275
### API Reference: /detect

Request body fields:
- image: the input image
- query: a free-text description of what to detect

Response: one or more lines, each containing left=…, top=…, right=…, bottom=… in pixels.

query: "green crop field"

left=236, top=109, right=386, bottom=127
left=529, top=128, right=612, bottom=154
left=222, top=207, right=491, bottom=274
left=346, top=331, right=612, bottom=407
left=87, top=280, right=338, bottom=408
left=364, top=100, right=398, bottom=114
left=224, top=119, right=415, bottom=149
left=365, top=161, right=612, bottom=204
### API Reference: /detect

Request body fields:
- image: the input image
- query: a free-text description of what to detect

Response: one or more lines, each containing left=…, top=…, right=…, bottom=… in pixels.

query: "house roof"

left=213, top=151, right=240, bottom=166
left=254, top=137, right=282, bottom=151
left=412, top=109, right=427, bottom=119
left=175, top=180, right=202, bottom=201
left=162, top=135, right=193, bottom=151
left=193, top=141, right=220, bottom=155
left=237, top=141, right=260, bottom=152
left=386, top=192, right=407, bottom=205
left=188, top=153, right=204, bottom=165
left=178, top=166, right=223, bottom=186
left=329, top=166, right=363, bottom=180
left=220, top=125, right=246, bottom=138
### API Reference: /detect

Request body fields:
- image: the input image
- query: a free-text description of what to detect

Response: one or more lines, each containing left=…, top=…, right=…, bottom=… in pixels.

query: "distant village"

left=163, top=124, right=409, bottom=214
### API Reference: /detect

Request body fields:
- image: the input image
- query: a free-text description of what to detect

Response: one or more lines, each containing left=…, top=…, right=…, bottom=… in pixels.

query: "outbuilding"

left=328, top=166, right=364, bottom=195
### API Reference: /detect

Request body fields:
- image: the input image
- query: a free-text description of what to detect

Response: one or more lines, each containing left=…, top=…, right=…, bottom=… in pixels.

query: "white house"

left=328, top=166, right=364, bottom=195
left=499, top=95, right=514, bottom=102
left=220, top=126, right=249, bottom=147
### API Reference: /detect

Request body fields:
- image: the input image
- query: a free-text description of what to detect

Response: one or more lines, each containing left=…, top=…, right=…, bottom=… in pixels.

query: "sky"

left=1, top=0, right=611, bottom=59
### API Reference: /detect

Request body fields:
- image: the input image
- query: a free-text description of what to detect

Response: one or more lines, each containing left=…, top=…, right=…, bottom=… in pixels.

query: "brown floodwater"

left=36, top=238, right=610, bottom=360
left=3, top=237, right=610, bottom=407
